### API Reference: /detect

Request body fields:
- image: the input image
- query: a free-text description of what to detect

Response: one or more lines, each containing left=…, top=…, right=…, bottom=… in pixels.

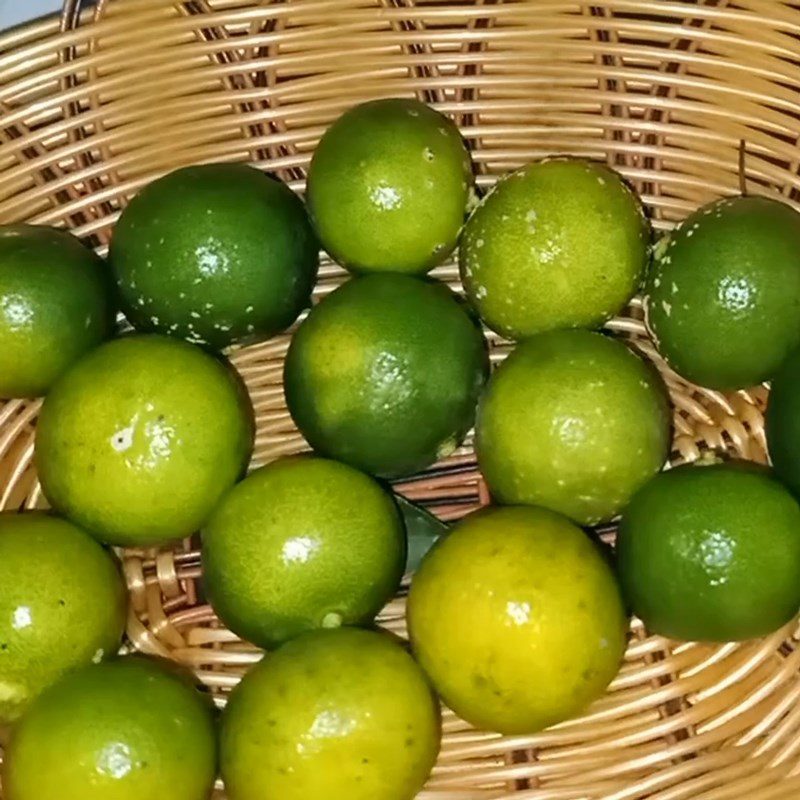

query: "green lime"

left=220, top=628, right=440, bottom=800
left=0, top=513, right=126, bottom=725
left=460, top=158, right=649, bottom=339
left=767, top=347, right=800, bottom=496
left=109, top=163, right=318, bottom=349
left=284, top=274, right=488, bottom=478
left=645, top=195, right=800, bottom=390
left=36, top=334, right=254, bottom=547
left=3, top=656, right=216, bottom=800
left=616, top=461, right=800, bottom=641
left=408, top=506, right=628, bottom=734
left=202, top=455, right=405, bottom=648
left=307, top=98, right=474, bottom=275
left=0, top=225, right=115, bottom=399
left=476, top=330, right=671, bottom=525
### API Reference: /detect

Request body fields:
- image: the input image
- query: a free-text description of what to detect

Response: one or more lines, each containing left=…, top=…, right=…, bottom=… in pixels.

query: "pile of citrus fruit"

left=2, top=96, right=800, bottom=800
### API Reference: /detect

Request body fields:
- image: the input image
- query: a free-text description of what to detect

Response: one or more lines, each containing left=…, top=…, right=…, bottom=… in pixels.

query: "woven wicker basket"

left=2, top=1, right=800, bottom=797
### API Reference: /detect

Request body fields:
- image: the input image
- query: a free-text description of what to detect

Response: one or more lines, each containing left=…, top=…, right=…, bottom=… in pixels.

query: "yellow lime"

left=408, top=506, right=628, bottom=734
left=220, top=628, right=440, bottom=800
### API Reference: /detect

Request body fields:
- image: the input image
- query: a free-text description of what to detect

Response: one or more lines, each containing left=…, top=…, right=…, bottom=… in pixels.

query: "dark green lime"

left=766, top=347, right=800, bottom=496
left=110, top=163, right=318, bottom=349
left=284, top=274, right=489, bottom=478
left=0, top=225, right=115, bottom=399
left=617, top=461, right=800, bottom=642
left=645, top=195, right=800, bottom=389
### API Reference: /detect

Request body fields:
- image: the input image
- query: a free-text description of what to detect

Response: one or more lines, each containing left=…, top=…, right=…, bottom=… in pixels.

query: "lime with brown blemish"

left=3, top=656, right=217, bottom=800
left=307, top=98, right=474, bottom=275
left=407, top=505, right=628, bottom=734
left=35, top=334, right=254, bottom=547
left=0, top=225, right=115, bottom=399
left=284, top=273, right=489, bottom=478
left=476, top=329, right=671, bottom=525
left=617, top=461, right=800, bottom=641
left=202, top=455, right=405, bottom=648
left=109, top=163, right=318, bottom=350
left=644, top=195, right=800, bottom=390
left=220, top=628, right=440, bottom=800
left=459, top=157, right=649, bottom=340
left=0, top=512, right=126, bottom=725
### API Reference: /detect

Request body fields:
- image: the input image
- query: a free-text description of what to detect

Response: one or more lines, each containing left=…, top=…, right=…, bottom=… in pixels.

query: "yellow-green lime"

left=3, top=656, right=217, bottom=800
left=645, top=195, right=800, bottom=390
left=220, top=628, right=440, bottom=800
left=408, top=506, right=628, bottom=734
left=307, top=98, right=474, bottom=275
left=460, top=158, right=649, bottom=339
left=202, top=455, right=405, bottom=648
left=35, top=334, right=254, bottom=547
left=109, top=163, right=318, bottom=350
left=476, top=329, right=671, bottom=525
left=0, top=225, right=115, bottom=399
left=0, top=512, right=126, bottom=725
left=617, top=461, right=800, bottom=642
left=284, top=274, right=489, bottom=478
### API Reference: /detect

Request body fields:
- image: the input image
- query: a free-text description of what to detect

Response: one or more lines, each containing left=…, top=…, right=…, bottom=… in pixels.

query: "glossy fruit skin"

left=476, top=330, right=671, bottom=525
left=617, top=461, right=800, bottom=642
left=408, top=506, right=628, bottom=734
left=0, top=513, right=126, bottom=724
left=645, top=195, right=800, bottom=390
left=35, top=334, right=254, bottom=547
left=284, top=274, right=489, bottom=478
left=202, top=455, right=405, bottom=648
left=0, top=224, right=115, bottom=398
left=767, top=347, right=800, bottom=496
left=307, top=98, right=474, bottom=275
left=220, top=628, right=440, bottom=800
left=3, top=656, right=217, bottom=800
left=109, top=163, right=319, bottom=350
left=459, top=158, right=649, bottom=339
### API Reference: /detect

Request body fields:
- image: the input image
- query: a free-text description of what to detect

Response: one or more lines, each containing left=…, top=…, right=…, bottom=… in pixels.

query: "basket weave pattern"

left=2, top=1, right=800, bottom=797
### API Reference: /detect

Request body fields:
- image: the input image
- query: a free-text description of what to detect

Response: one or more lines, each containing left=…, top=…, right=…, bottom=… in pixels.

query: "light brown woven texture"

left=1, top=0, right=800, bottom=797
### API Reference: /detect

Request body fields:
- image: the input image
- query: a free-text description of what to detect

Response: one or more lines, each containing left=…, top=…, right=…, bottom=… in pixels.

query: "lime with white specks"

left=0, top=225, right=115, bottom=399
left=0, top=512, right=126, bottom=725
left=284, top=274, right=489, bottom=478
left=476, top=329, right=671, bottom=525
left=35, top=334, right=254, bottom=547
left=109, top=163, right=318, bottom=350
left=307, top=98, right=474, bottom=275
left=459, top=158, right=650, bottom=340
left=644, top=195, right=800, bottom=390
left=202, top=455, right=405, bottom=649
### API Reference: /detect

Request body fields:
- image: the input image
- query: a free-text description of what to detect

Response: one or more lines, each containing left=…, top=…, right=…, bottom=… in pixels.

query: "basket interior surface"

left=2, top=1, right=800, bottom=798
